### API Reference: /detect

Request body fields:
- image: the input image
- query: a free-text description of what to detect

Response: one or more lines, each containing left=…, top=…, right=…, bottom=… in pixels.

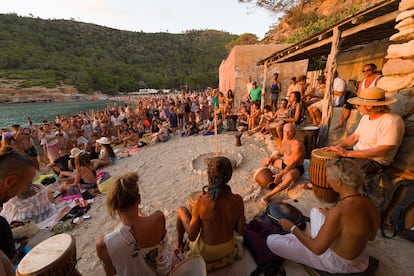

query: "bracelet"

left=290, top=225, right=297, bottom=233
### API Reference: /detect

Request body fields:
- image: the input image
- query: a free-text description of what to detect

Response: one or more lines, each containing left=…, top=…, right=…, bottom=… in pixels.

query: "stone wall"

left=378, top=0, right=414, bottom=171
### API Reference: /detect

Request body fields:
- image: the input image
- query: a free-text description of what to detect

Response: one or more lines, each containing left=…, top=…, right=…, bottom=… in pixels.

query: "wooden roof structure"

left=257, top=0, right=400, bottom=66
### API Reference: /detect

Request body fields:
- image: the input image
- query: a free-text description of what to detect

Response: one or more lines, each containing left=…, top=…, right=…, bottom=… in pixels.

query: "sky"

left=0, top=0, right=278, bottom=39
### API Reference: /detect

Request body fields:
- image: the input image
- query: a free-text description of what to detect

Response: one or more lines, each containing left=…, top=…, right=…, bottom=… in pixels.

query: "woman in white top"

left=96, top=172, right=172, bottom=276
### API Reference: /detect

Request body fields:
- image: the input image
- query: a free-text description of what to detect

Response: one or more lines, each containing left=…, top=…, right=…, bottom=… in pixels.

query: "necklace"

left=338, top=194, right=361, bottom=202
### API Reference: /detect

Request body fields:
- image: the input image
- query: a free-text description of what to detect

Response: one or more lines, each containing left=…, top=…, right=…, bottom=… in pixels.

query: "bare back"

left=193, top=191, right=244, bottom=245
left=320, top=196, right=380, bottom=260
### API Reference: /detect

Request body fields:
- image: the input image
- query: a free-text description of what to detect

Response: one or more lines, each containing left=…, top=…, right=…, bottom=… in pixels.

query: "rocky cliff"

left=0, top=79, right=82, bottom=103
left=262, top=0, right=383, bottom=43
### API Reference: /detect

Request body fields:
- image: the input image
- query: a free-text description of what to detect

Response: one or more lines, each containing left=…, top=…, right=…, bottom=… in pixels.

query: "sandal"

left=299, top=183, right=313, bottom=190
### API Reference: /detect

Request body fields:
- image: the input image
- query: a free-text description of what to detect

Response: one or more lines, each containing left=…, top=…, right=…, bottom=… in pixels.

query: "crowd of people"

left=0, top=62, right=408, bottom=275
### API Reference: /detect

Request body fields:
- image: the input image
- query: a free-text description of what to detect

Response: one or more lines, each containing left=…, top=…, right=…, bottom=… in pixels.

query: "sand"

left=27, top=132, right=413, bottom=275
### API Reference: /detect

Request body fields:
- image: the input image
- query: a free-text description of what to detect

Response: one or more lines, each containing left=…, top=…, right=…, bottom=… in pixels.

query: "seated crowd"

left=0, top=64, right=406, bottom=275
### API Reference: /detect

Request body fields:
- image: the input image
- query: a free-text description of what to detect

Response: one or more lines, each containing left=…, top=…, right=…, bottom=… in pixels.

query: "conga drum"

left=254, top=167, right=277, bottom=190
left=296, top=126, right=319, bottom=159
left=17, top=233, right=81, bottom=276
left=234, top=131, right=242, bottom=146
left=268, top=120, right=284, bottom=138
left=188, top=191, right=202, bottom=213
left=309, top=149, right=339, bottom=203
left=226, top=115, right=238, bottom=131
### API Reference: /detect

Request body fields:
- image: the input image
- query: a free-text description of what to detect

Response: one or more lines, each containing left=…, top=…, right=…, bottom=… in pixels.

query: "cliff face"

left=262, top=0, right=382, bottom=43
left=0, top=79, right=81, bottom=103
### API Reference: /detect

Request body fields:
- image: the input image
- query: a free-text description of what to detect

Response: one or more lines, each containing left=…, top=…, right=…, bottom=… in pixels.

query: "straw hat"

left=348, top=87, right=397, bottom=106
left=96, top=137, right=111, bottom=144
left=69, top=147, right=85, bottom=158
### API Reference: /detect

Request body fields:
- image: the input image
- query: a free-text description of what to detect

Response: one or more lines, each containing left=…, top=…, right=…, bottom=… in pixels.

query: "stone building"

left=218, top=44, right=292, bottom=108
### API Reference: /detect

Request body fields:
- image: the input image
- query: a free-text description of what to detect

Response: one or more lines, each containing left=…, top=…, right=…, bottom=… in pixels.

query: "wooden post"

left=318, top=27, right=341, bottom=147
left=214, top=106, right=219, bottom=156
left=261, top=61, right=268, bottom=112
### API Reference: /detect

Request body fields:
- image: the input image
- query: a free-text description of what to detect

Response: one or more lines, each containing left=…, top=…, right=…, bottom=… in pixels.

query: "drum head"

left=17, top=234, right=73, bottom=274
left=266, top=202, right=303, bottom=225
left=299, top=126, right=319, bottom=131
left=170, top=255, right=207, bottom=276
left=268, top=120, right=284, bottom=128
left=312, top=148, right=339, bottom=159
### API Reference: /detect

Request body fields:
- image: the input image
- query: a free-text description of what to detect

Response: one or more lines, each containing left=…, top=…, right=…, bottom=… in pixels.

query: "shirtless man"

left=176, top=156, right=245, bottom=265
left=267, top=158, right=380, bottom=274
left=261, top=123, right=305, bottom=205
left=0, top=147, right=37, bottom=275
left=11, top=125, right=39, bottom=169
left=121, top=128, right=139, bottom=147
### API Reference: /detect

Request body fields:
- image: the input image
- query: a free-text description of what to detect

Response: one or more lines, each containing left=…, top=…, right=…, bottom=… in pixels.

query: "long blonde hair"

left=106, top=172, right=140, bottom=219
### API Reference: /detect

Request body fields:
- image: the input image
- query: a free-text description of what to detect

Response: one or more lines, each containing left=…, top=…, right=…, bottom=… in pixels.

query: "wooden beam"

left=261, top=60, right=268, bottom=112
left=341, top=10, right=398, bottom=38
left=319, top=27, right=341, bottom=147
left=267, top=37, right=333, bottom=65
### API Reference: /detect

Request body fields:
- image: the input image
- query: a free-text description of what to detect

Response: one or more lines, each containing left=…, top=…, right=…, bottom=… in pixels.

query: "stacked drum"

left=296, top=126, right=319, bottom=159
left=309, top=149, right=339, bottom=203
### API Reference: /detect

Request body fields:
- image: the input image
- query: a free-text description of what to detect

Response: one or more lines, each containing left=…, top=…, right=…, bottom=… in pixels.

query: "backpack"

left=243, top=202, right=309, bottom=276
left=379, top=180, right=414, bottom=241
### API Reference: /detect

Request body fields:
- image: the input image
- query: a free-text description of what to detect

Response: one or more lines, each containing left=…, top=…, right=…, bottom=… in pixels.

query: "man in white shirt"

left=326, top=87, right=405, bottom=195
left=331, top=71, right=347, bottom=107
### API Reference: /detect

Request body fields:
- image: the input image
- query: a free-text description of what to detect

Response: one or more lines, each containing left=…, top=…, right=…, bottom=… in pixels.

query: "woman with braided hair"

left=176, top=156, right=245, bottom=269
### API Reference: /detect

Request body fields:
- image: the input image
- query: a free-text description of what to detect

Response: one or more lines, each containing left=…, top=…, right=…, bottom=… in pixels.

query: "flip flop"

left=299, top=183, right=313, bottom=190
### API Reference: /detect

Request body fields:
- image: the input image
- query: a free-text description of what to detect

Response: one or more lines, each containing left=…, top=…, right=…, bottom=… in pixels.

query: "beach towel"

left=33, top=174, right=56, bottom=184
left=98, top=177, right=115, bottom=194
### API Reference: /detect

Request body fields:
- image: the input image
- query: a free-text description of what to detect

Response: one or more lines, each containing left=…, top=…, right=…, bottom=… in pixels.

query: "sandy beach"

left=28, top=132, right=413, bottom=275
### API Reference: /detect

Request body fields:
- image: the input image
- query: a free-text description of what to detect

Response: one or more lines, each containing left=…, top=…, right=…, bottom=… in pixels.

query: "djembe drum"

left=234, top=131, right=242, bottom=146
left=309, top=149, right=339, bottom=203
left=254, top=167, right=277, bottom=190
left=296, top=126, right=319, bottom=159
left=16, top=233, right=81, bottom=276
left=226, top=115, right=238, bottom=131
left=268, top=120, right=284, bottom=138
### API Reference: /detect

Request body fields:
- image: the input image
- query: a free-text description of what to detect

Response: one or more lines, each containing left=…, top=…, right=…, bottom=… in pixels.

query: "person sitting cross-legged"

left=267, top=158, right=380, bottom=274
left=261, top=123, right=305, bottom=205
left=176, top=156, right=245, bottom=270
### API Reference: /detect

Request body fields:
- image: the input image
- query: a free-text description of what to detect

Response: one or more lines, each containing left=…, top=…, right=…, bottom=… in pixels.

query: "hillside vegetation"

left=0, top=14, right=239, bottom=94
left=262, top=0, right=382, bottom=43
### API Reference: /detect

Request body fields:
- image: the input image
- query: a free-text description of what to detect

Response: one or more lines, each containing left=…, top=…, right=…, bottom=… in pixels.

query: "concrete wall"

left=261, top=60, right=309, bottom=103
left=337, top=38, right=392, bottom=81
left=219, top=44, right=290, bottom=108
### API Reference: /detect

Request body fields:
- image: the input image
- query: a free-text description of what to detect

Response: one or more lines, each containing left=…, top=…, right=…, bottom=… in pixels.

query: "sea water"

left=0, top=100, right=124, bottom=128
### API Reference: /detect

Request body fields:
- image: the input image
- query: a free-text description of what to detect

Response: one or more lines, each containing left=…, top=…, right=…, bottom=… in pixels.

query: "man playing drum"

left=325, top=87, right=405, bottom=195
left=0, top=146, right=37, bottom=275
left=261, top=123, right=305, bottom=205
left=267, top=158, right=380, bottom=274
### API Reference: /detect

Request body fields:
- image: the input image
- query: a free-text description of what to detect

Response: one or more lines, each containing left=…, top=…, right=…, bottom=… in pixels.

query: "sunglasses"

left=362, top=69, right=372, bottom=73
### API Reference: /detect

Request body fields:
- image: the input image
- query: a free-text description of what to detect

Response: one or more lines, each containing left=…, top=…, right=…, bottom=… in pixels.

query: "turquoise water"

left=0, top=100, right=124, bottom=128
